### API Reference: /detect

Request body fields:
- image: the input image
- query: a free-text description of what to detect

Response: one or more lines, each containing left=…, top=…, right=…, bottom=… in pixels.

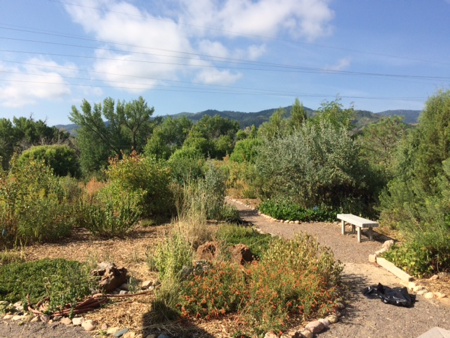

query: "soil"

left=1, top=199, right=450, bottom=338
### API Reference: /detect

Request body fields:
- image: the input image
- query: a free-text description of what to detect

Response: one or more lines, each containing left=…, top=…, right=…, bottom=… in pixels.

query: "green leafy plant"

left=259, top=200, right=338, bottom=222
left=0, top=258, right=95, bottom=316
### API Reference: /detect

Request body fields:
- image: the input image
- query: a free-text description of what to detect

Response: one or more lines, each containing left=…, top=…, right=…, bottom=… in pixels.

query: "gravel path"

left=228, top=198, right=450, bottom=338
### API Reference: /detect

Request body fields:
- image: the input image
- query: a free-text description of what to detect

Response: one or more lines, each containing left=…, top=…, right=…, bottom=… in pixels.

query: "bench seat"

left=337, top=213, right=379, bottom=242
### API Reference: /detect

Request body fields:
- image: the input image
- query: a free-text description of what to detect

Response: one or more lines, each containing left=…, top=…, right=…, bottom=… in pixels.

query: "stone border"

left=368, top=242, right=448, bottom=301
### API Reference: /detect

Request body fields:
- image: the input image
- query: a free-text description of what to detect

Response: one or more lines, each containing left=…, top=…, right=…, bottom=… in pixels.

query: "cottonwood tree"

left=70, top=96, right=156, bottom=174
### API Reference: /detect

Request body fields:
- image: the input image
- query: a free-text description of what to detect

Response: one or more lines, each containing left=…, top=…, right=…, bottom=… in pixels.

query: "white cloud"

left=63, top=0, right=334, bottom=92
left=0, top=58, right=74, bottom=108
left=324, top=57, right=352, bottom=72
left=194, top=68, right=242, bottom=85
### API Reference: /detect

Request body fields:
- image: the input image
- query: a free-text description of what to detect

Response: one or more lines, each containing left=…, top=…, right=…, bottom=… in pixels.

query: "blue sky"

left=0, top=0, right=449, bottom=126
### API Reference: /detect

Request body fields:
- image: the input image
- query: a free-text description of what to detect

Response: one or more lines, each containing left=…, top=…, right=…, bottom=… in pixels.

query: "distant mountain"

left=54, top=107, right=421, bottom=134
left=377, top=110, right=421, bottom=124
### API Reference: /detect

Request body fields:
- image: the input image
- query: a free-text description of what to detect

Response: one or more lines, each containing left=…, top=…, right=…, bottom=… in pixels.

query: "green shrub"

left=0, top=258, right=94, bottom=315
left=148, top=232, right=193, bottom=283
left=259, top=200, right=338, bottom=222
left=216, top=224, right=272, bottom=259
left=0, top=158, right=75, bottom=247
left=168, top=149, right=205, bottom=185
left=17, top=144, right=80, bottom=178
left=106, top=153, right=174, bottom=217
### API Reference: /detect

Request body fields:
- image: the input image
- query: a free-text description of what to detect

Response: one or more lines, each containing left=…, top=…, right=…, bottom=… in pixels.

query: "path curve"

left=227, top=198, right=450, bottom=338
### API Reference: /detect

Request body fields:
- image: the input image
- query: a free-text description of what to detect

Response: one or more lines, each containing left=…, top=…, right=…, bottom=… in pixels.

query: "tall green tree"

left=289, top=98, right=307, bottom=130
left=69, top=97, right=156, bottom=174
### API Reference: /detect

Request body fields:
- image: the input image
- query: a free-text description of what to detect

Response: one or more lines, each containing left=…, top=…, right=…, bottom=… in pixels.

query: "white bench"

left=337, top=214, right=379, bottom=243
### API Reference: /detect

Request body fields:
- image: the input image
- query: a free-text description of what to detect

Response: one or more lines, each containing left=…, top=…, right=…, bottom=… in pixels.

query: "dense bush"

left=106, top=152, right=174, bottom=217
left=0, top=158, right=76, bottom=247
left=17, top=144, right=80, bottom=178
left=177, top=233, right=342, bottom=335
left=0, top=258, right=94, bottom=315
left=256, top=121, right=376, bottom=214
left=259, top=200, right=338, bottom=222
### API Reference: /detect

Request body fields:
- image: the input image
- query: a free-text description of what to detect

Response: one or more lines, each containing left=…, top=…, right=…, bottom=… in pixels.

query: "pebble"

left=30, top=316, right=39, bottom=323
left=424, top=292, right=434, bottom=299
left=114, top=328, right=130, bottom=337
left=119, top=290, right=128, bottom=295
left=3, top=314, right=14, bottom=320
left=107, top=327, right=121, bottom=335
left=12, top=315, right=24, bottom=321
left=417, top=289, right=428, bottom=295
left=299, top=329, right=313, bottom=338
left=82, top=319, right=96, bottom=331
left=327, top=314, right=339, bottom=323
left=60, top=317, right=72, bottom=326
left=264, top=332, right=278, bottom=338
left=305, top=320, right=325, bottom=334
left=123, top=332, right=136, bottom=338
left=141, top=280, right=153, bottom=289
left=101, top=323, right=108, bottom=330
left=72, top=317, right=84, bottom=326
left=434, top=292, right=447, bottom=299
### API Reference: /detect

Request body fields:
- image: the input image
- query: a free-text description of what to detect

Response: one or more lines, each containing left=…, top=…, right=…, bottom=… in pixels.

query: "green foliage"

left=0, top=158, right=75, bottom=247
left=177, top=234, right=342, bottom=336
left=106, top=152, right=174, bottom=217
left=312, top=98, right=354, bottom=130
left=70, top=96, right=156, bottom=174
left=0, top=258, right=94, bottom=315
left=145, top=116, right=193, bottom=160
left=81, top=184, right=143, bottom=238
left=259, top=200, right=338, bottom=222
left=17, top=144, right=80, bottom=178
left=256, top=120, right=376, bottom=214
left=216, top=224, right=272, bottom=259
left=168, top=149, right=205, bottom=185
left=229, top=137, right=261, bottom=164
left=258, top=107, right=288, bottom=140
left=289, top=97, right=307, bottom=130
left=0, top=116, right=70, bottom=171
left=148, top=232, right=193, bottom=283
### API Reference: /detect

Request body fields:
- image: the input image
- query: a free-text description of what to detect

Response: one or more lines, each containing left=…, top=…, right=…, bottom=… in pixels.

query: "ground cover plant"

left=0, top=258, right=94, bottom=316
left=259, top=200, right=338, bottom=222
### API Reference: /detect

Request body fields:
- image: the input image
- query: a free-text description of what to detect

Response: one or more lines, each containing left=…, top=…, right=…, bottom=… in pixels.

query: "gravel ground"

left=0, top=319, right=91, bottom=338
left=228, top=199, right=450, bottom=338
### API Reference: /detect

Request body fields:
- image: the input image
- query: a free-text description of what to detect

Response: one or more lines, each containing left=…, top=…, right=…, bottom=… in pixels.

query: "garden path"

left=227, top=198, right=450, bottom=338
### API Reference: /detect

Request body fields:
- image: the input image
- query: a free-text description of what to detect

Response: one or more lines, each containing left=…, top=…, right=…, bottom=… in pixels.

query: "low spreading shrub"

left=259, top=200, right=338, bottom=222
left=176, top=233, right=343, bottom=336
left=0, top=258, right=94, bottom=316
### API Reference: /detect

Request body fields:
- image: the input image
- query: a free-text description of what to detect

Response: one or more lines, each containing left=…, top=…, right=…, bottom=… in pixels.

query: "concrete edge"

left=375, top=257, right=414, bottom=283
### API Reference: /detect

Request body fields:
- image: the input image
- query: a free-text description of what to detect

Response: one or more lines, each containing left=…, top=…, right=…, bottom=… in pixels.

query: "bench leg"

left=341, top=220, right=345, bottom=235
left=367, top=227, right=374, bottom=241
left=357, top=227, right=361, bottom=243
left=351, top=224, right=356, bottom=234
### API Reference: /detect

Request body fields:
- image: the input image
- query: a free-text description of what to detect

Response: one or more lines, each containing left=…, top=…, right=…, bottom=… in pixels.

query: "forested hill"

left=55, top=107, right=421, bottom=132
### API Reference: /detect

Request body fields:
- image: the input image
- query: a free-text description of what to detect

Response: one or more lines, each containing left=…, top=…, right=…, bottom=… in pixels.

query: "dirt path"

left=227, top=198, right=450, bottom=338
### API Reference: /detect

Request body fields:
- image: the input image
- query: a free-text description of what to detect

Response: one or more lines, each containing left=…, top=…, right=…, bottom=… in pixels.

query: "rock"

left=120, top=283, right=129, bottom=291
left=326, top=314, right=339, bottom=324
left=30, top=316, right=39, bottom=323
left=92, top=262, right=128, bottom=293
left=141, top=280, right=153, bottom=289
left=196, top=241, right=220, bottom=261
left=114, top=328, right=130, bottom=337
left=3, top=314, right=14, bottom=320
left=369, top=254, right=377, bottom=263
left=123, top=332, right=136, bottom=338
left=264, top=332, right=278, bottom=338
left=82, top=320, right=96, bottom=331
left=335, top=302, right=345, bottom=310
left=12, top=315, right=24, bottom=321
left=305, top=321, right=325, bottom=334
left=157, top=335, right=171, bottom=338
left=318, top=318, right=330, bottom=328
left=13, top=301, right=23, bottom=312
left=417, top=289, right=428, bottom=295
left=101, top=323, right=108, bottom=330
left=375, top=247, right=388, bottom=255
left=424, top=292, right=435, bottom=299
left=408, top=282, right=416, bottom=291
left=413, top=285, right=425, bottom=292
left=230, top=244, right=255, bottom=265
left=40, top=315, right=50, bottom=323
left=299, top=329, right=313, bottom=338
left=382, top=240, right=394, bottom=250
left=107, top=327, right=121, bottom=335
left=120, top=290, right=128, bottom=295
left=60, top=317, right=72, bottom=325
left=429, top=274, right=439, bottom=280
left=434, top=292, right=447, bottom=299
left=146, top=335, right=157, bottom=338
left=72, top=317, right=84, bottom=326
